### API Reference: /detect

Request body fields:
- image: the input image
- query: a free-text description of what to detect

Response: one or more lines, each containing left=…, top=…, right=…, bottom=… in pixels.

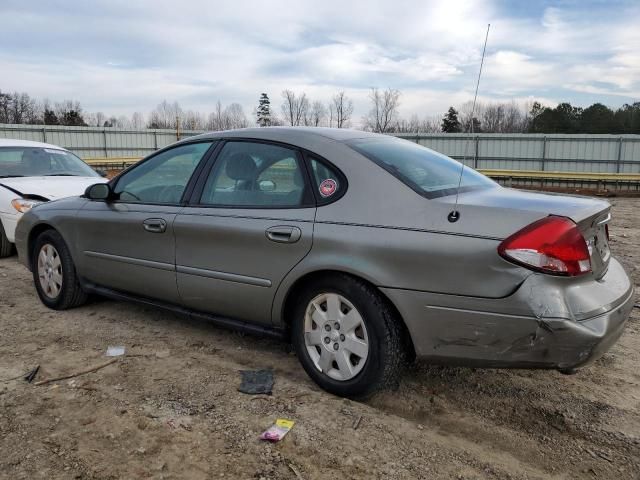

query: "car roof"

left=0, top=138, right=68, bottom=150
left=185, top=126, right=385, bottom=144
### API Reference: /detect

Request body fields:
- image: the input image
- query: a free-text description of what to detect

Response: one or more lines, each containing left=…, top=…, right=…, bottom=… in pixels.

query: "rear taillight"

left=498, top=216, right=591, bottom=276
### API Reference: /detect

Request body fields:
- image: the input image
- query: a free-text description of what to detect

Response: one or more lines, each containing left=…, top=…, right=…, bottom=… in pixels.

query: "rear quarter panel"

left=271, top=141, right=533, bottom=324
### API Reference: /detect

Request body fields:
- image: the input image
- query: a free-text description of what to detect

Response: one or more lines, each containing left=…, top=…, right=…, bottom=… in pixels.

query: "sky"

left=0, top=0, right=639, bottom=125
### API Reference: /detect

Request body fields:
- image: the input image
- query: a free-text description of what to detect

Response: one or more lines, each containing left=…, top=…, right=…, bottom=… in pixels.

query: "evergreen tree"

left=613, top=102, right=640, bottom=134
left=463, top=117, right=481, bottom=133
left=256, top=93, right=271, bottom=127
left=441, top=107, right=461, bottom=133
left=60, top=110, right=87, bottom=126
left=579, top=103, right=618, bottom=133
left=43, top=109, right=59, bottom=125
left=530, top=102, right=582, bottom=133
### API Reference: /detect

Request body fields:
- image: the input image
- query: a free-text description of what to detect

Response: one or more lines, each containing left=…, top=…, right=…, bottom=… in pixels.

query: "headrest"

left=225, top=153, right=256, bottom=181
left=22, top=149, right=43, bottom=165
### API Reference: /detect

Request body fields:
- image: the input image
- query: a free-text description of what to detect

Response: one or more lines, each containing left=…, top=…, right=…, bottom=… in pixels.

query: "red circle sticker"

left=319, top=178, right=337, bottom=197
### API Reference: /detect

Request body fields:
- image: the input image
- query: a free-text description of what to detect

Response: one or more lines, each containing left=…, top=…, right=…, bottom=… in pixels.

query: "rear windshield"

left=348, top=137, right=497, bottom=199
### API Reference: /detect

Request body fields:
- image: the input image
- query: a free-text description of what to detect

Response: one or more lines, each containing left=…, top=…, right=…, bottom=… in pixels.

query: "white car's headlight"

left=11, top=198, right=45, bottom=213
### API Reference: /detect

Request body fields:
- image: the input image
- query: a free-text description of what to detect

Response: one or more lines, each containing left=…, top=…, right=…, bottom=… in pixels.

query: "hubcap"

left=37, top=244, right=63, bottom=299
left=303, top=293, right=369, bottom=381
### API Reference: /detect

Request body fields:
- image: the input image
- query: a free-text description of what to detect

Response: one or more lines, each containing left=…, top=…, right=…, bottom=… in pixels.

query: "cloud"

left=0, top=0, right=638, bottom=124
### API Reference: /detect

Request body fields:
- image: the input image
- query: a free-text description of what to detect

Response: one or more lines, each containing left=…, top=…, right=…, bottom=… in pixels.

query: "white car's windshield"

left=348, top=137, right=497, bottom=199
left=0, top=147, right=99, bottom=178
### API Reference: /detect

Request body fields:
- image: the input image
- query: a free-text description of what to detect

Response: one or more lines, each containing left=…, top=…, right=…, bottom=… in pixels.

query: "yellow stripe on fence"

left=481, top=169, right=640, bottom=182
left=84, top=157, right=141, bottom=165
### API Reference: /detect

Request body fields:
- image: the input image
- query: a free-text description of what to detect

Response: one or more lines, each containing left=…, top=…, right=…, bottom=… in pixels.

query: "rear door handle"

left=265, top=226, right=302, bottom=244
left=143, top=218, right=167, bottom=233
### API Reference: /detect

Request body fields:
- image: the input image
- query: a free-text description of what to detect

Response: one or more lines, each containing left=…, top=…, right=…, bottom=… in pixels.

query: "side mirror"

left=259, top=180, right=276, bottom=192
left=85, top=183, right=113, bottom=201
left=96, top=169, right=108, bottom=178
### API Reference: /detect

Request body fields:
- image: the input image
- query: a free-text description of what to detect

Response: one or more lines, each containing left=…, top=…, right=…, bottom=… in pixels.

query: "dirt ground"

left=1, top=197, right=639, bottom=480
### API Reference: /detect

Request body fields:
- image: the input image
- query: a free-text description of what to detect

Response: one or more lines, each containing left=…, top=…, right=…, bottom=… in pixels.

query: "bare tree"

left=83, top=112, right=97, bottom=127
left=329, top=91, right=354, bottom=128
left=54, top=100, right=86, bottom=126
left=387, top=114, right=442, bottom=133
left=224, top=103, right=248, bottom=129
left=502, top=101, right=525, bottom=133
left=148, top=100, right=182, bottom=129
left=364, top=88, right=401, bottom=133
left=269, top=113, right=285, bottom=127
left=207, top=101, right=226, bottom=131
left=131, top=112, right=146, bottom=129
left=306, top=101, right=327, bottom=127
left=281, top=90, right=309, bottom=126
left=2, top=92, right=40, bottom=124
left=95, top=112, right=106, bottom=127
left=0, top=91, right=10, bottom=123
left=457, top=101, right=481, bottom=132
left=112, top=116, right=130, bottom=128
left=182, top=110, right=206, bottom=130
left=481, top=103, right=504, bottom=133
left=456, top=100, right=530, bottom=133
left=207, top=101, right=249, bottom=131
left=420, top=116, right=441, bottom=133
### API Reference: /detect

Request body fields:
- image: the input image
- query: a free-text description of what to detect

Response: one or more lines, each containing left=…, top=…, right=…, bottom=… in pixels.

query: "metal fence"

left=1, top=123, right=639, bottom=175
left=0, top=123, right=203, bottom=159
left=395, top=133, right=640, bottom=174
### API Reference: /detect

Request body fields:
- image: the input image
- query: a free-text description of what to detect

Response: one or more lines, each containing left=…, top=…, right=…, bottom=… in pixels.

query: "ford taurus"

left=14, top=128, right=634, bottom=398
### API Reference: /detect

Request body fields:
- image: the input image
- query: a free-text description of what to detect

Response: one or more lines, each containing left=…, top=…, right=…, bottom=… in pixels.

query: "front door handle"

left=143, top=218, right=167, bottom=233
left=265, top=226, right=302, bottom=244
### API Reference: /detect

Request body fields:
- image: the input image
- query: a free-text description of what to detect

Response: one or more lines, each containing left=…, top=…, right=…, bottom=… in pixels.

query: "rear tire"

left=291, top=274, right=405, bottom=398
left=32, top=230, right=88, bottom=310
left=0, top=221, right=14, bottom=258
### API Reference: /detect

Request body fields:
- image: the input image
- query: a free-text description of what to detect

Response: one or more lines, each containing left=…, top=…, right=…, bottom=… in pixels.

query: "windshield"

left=348, top=137, right=497, bottom=199
left=0, top=147, right=99, bottom=178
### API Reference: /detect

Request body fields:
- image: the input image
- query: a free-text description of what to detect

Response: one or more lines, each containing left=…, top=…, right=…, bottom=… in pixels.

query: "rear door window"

left=199, top=141, right=312, bottom=208
left=308, top=156, right=345, bottom=204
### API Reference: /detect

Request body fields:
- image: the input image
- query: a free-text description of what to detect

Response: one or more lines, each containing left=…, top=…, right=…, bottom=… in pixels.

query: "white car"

left=0, top=139, right=107, bottom=257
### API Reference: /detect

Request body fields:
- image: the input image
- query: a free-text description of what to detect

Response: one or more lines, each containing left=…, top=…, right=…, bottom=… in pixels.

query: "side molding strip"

left=176, top=265, right=272, bottom=287
left=84, top=251, right=175, bottom=272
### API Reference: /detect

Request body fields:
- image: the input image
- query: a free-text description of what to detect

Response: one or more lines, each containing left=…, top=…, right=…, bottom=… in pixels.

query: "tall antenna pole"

left=448, top=23, right=491, bottom=223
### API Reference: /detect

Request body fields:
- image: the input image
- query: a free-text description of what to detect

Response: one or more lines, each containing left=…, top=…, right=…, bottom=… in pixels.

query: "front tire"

left=292, top=274, right=405, bottom=398
left=32, top=230, right=88, bottom=310
left=0, top=221, right=14, bottom=258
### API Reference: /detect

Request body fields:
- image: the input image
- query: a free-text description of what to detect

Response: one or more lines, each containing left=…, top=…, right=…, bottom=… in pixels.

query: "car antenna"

left=448, top=23, right=490, bottom=223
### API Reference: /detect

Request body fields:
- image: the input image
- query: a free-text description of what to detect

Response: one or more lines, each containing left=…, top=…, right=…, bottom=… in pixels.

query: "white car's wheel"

left=0, top=221, right=14, bottom=258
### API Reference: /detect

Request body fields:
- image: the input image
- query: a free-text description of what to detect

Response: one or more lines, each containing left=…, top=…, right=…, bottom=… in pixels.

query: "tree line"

left=1, top=87, right=638, bottom=134
left=440, top=101, right=640, bottom=134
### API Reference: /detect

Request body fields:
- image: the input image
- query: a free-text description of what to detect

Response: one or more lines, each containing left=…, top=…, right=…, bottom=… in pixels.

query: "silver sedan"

left=15, top=128, right=634, bottom=398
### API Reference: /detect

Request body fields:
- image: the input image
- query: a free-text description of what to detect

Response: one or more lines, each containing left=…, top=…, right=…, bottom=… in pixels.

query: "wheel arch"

left=277, top=268, right=416, bottom=361
left=26, top=223, right=59, bottom=270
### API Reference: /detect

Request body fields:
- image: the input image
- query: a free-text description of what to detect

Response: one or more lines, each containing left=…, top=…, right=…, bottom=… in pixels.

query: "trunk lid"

left=439, top=186, right=612, bottom=277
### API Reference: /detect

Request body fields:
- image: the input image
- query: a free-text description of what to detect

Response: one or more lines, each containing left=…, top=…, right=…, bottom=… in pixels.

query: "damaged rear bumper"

left=381, top=258, right=634, bottom=369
